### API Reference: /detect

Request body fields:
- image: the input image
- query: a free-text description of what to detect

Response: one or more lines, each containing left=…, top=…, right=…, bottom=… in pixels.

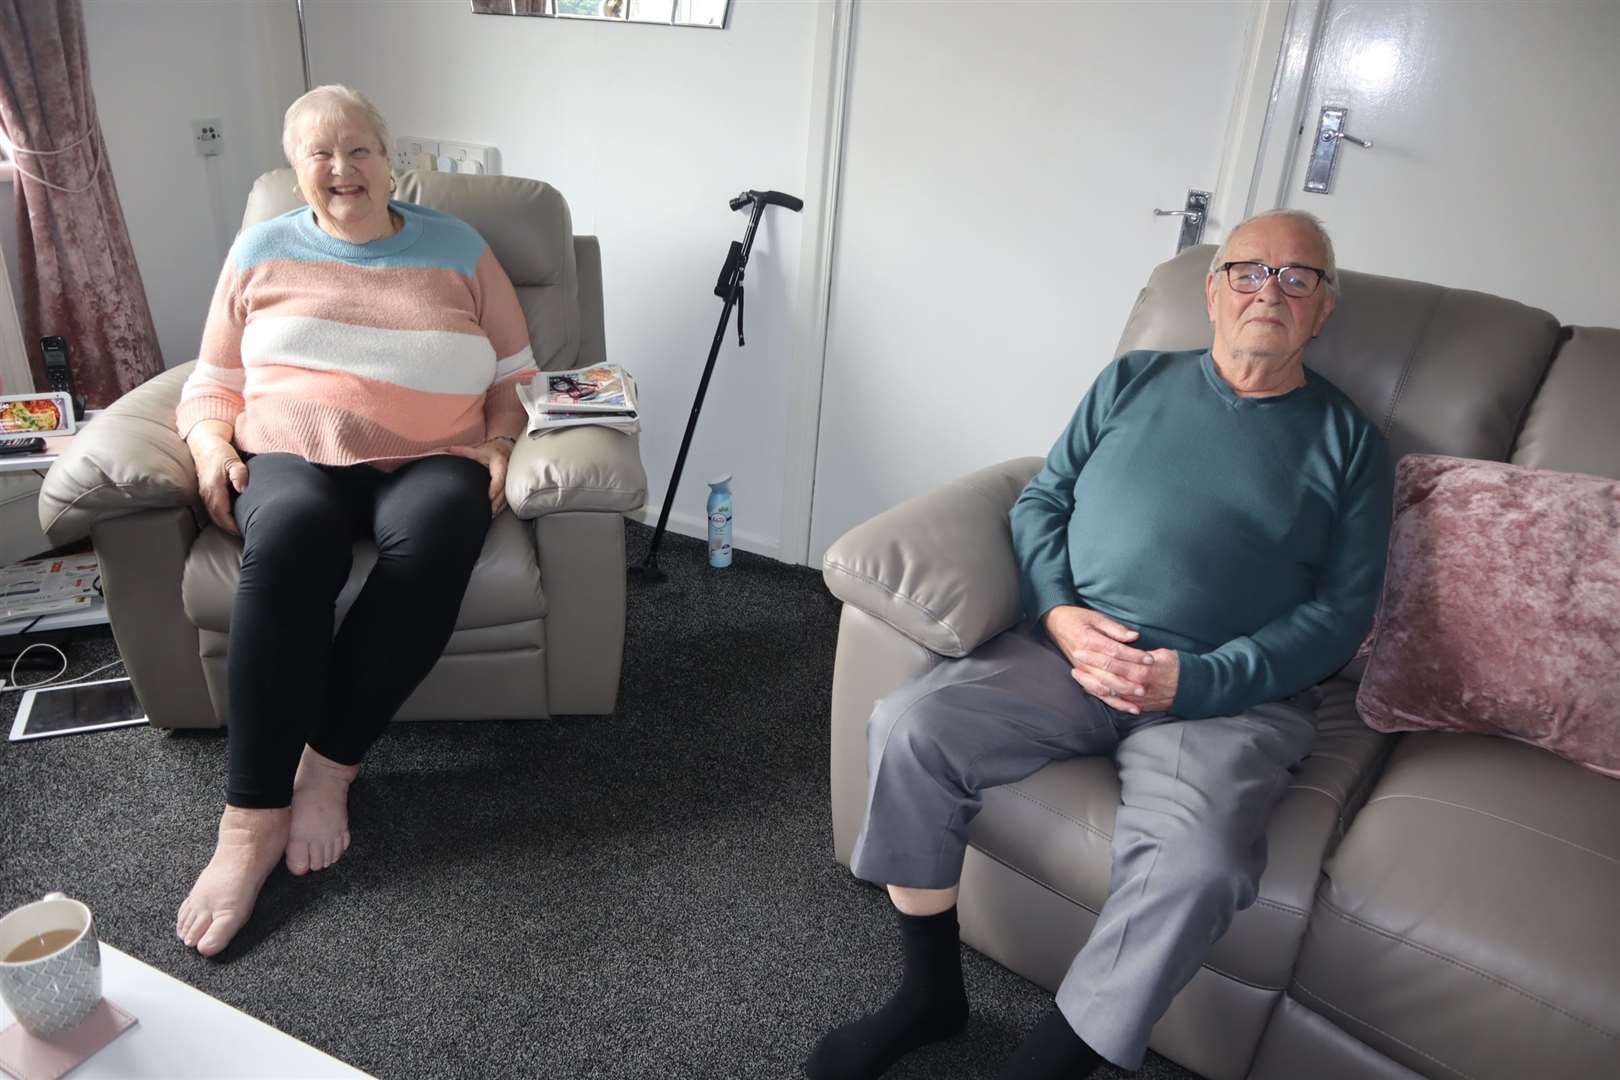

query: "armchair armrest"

left=39, top=364, right=198, bottom=547
left=821, top=458, right=1042, bottom=658
left=506, top=425, right=647, bottom=519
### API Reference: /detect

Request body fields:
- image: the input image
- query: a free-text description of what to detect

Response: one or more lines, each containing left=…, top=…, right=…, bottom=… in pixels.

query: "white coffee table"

left=0, top=943, right=372, bottom=1078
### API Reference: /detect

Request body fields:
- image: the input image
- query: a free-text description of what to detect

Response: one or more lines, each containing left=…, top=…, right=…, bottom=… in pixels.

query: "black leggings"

left=224, top=452, right=492, bottom=808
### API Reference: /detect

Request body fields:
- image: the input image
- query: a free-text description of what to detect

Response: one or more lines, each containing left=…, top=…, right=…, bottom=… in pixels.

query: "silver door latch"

left=1305, top=106, right=1373, bottom=194
left=1153, top=190, right=1211, bottom=253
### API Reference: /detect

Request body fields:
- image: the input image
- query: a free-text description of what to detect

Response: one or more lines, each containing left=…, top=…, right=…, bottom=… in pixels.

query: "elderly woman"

left=174, top=85, right=535, bottom=956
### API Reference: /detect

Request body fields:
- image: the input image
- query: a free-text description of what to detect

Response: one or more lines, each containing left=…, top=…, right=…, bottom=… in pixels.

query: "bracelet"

left=488, top=434, right=517, bottom=445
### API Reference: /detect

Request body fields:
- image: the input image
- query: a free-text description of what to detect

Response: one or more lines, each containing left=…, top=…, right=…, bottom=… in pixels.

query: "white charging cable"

left=2, top=643, right=125, bottom=694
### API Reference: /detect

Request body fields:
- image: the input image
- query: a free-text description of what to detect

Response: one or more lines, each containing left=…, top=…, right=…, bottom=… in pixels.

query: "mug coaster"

left=0, top=1000, right=136, bottom=1080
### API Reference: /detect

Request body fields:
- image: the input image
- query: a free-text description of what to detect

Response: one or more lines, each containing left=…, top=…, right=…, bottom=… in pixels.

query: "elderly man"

left=807, top=210, right=1392, bottom=1080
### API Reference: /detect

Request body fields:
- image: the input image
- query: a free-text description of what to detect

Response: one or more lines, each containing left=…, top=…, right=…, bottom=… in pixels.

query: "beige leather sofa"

left=0, top=473, right=50, bottom=568
left=38, top=169, right=646, bottom=728
left=823, top=246, right=1619, bottom=1079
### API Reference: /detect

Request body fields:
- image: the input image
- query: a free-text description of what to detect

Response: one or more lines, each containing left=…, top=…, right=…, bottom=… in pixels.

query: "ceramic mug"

left=0, top=893, right=102, bottom=1037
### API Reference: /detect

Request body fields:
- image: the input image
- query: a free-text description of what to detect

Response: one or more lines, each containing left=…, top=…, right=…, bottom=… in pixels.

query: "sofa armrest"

left=821, top=458, right=1042, bottom=658
left=506, top=425, right=647, bottom=519
left=39, top=364, right=198, bottom=547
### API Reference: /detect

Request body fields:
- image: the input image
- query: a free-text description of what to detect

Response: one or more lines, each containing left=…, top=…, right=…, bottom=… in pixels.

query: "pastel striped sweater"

left=176, top=201, right=536, bottom=467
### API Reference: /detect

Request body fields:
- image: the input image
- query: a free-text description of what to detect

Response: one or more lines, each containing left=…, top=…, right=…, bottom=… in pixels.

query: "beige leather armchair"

left=823, top=247, right=1620, bottom=1079
left=38, top=169, right=646, bottom=728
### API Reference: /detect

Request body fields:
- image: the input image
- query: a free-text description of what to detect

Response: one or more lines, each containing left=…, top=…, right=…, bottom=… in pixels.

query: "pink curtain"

left=0, top=0, right=163, bottom=406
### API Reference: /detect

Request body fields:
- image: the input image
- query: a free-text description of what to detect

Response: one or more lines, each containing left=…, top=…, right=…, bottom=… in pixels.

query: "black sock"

left=805, top=905, right=969, bottom=1080
left=994, top=1005, right=1104, bottom=1080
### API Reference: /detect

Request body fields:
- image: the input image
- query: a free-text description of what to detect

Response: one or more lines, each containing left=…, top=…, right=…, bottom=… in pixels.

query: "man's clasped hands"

left=1041, top=605, right=1181, bottom=714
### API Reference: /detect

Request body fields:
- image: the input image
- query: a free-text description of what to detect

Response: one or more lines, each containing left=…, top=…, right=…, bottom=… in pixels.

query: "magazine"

left=0, top=555, right=103, bottom=620
left=517, top=364, right=641, bottom=436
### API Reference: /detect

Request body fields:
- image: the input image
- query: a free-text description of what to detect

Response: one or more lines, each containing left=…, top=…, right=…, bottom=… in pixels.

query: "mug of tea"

left=0, top=892, right=102, bottom=1037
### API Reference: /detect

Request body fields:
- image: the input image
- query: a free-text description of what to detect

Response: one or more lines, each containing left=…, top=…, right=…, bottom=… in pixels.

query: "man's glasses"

left=1217, top=261, right=1330, bottom=298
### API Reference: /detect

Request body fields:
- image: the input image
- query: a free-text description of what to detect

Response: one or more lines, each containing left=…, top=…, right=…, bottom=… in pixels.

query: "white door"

left=806, top=1, right=1255, bottom=560
left=1264, top=0, right=1620, bottom=326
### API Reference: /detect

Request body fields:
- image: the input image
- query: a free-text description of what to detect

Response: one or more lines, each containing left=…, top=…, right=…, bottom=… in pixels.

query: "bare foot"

left=177, top=806, right=289, bottom=957
left=285, top=745, right=359, bottom=876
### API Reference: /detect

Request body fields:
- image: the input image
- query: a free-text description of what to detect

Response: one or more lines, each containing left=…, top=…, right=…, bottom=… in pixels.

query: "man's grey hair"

left=1209, top=209, right=1338, bottom=294
left=281, top=85, right=392, bottom=165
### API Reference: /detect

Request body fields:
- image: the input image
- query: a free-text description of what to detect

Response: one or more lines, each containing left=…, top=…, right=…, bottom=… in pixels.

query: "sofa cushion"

left=822, top=459, right=1038, bottom=658
left=1357, top=454, right=1620, bottom=776
left=965, top=677, right=1390, bottom=990
left=1511, top=326, right=1620, bottom=480
left=182, top=509, right=546, bottom=633
left=38, top=365, right=197, bottom=547
left=507, top=425, right=647, bottom=520
left=1291, top=732, right=1620, bottom=1078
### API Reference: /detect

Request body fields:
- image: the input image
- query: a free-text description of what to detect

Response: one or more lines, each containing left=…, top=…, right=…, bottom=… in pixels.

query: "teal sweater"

left=1010, top=349, right=1393, bottom=720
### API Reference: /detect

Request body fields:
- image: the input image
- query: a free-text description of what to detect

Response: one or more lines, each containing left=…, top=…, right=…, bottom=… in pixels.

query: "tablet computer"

left=8, top=677, right=146, bottom=742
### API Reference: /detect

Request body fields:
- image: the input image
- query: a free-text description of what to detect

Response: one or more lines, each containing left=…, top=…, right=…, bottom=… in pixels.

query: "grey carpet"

left=0, top=522, right=1199, bottom=1080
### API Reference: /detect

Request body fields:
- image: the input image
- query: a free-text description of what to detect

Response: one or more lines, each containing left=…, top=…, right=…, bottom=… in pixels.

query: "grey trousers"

left=849, top=623, right=1318, bottom=1070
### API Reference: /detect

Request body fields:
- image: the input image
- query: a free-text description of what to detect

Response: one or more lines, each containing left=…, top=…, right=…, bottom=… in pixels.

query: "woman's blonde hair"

left=281, top=85, right=392, bottom=164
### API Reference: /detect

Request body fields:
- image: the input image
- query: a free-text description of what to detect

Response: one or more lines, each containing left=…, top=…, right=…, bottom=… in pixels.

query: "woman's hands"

left=188, top=421, right=248, bottom=536
left=1041, top=604, right=1180, bottom=715
left=445, top=437, right=515, bottom=516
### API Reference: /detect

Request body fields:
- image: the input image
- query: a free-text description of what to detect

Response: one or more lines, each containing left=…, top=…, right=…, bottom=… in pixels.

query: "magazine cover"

left=518, top=365, right=641, bottom=434
left=529, top=365, right=636, bottom=412
left=0, top=555, right=103, bottom=620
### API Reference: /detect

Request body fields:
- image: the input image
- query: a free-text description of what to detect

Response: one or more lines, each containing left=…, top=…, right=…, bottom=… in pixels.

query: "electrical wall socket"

left=390, top=136, right=500, bottom=176
left=192, top=118, right=224, bottom=157
left=437, top=140, right=499, bottom=176
left=392, top=136, right=439, bottom=174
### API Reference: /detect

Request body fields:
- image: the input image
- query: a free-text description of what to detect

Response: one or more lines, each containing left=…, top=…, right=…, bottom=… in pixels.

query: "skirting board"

left=626, top=506, right=783, bottom=563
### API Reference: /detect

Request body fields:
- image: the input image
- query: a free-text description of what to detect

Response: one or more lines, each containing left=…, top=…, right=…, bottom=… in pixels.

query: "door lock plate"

left=1306, top=106, right=1350, bottom=194
left=1152, top=190, right=1210, bottom=253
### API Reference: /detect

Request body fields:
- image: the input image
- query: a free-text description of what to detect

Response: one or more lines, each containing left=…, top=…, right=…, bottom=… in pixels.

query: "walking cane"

left=633, top=189, right=804, bottom=583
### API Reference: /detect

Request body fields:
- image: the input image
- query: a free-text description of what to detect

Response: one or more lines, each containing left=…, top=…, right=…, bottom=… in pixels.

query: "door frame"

left=777, top=0, right=855, bottom=568
left=1207, top=0, right=1331, bottom=232
left=1242, top=0, right=1331, bottom=216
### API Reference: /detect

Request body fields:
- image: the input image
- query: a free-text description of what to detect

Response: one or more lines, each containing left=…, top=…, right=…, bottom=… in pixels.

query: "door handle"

left=1305, top=106, right=1373, bottom=194
left=1324, top=129, right=1373, bottom=149
left=1153, top=190, right=1210, bottom=253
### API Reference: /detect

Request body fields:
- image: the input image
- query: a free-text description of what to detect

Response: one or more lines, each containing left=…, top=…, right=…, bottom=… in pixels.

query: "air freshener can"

left=707, top=476, right=733, bottom=568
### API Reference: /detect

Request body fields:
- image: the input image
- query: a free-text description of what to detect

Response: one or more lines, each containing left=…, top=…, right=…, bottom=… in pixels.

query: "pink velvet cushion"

left=1357, top=454, right=1620, bottom=777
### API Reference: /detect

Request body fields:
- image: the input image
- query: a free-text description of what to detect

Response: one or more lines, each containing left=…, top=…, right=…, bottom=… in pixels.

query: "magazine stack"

left=0, top=555, right=103, bottom=623
left=517, top=364, right=640, bottom=436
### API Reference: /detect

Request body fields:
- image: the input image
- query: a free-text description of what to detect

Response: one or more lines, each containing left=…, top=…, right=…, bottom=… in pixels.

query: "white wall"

left=81, top=0, right=305, bottom=371
left=302, top=0, right=818, bottom=558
